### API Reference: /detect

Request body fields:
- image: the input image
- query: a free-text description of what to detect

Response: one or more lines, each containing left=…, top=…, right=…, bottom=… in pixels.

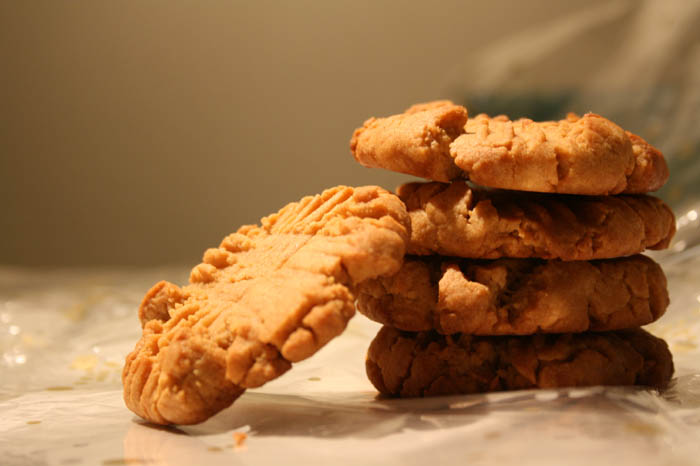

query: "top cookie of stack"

left=350, top=100, right=668, bottom=195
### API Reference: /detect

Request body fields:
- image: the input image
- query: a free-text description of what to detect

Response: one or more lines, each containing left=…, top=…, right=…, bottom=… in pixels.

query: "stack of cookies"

left=350, top=101, right=676, bottom=397
left=121, top=100, right=676, bottom=426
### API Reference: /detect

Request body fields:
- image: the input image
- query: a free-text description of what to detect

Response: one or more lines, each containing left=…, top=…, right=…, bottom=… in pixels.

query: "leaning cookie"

left=451, top=113, right=668, bottom=195
left=399, top=181, right=675, bottom=260
left=350, top=102, right=668, bottom=195
left=357, top=255, right=668, bottom=335
left=123, top=186, right=410, bottom=425
left=366, top=327, right=673, bottom=397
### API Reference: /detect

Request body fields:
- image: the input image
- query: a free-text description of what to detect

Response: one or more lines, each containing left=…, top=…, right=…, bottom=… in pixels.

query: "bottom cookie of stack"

left=366, top=326, right=673, bottom=397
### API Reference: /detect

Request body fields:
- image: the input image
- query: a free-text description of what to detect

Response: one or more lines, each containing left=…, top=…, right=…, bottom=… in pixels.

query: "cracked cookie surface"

left=350, top=101, right=468, bottom=182
left=366, top=327, right=673, bottom=397
left=123, top=186, right=410, bottom=425
left=399, top=181, right=675, bottom=260
left=357, top=255, right=668, bottom=335
left=451, top=113, right=668, bottom=195
left=350, top=102, right=668, bottom=194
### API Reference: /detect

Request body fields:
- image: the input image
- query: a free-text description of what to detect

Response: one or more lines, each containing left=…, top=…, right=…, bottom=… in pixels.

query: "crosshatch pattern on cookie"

left=123, top=185, right=410, bottom=425
left=366, top=326, right=673, bottom=398
left=398, top=181, right=675, bottom=260
left=357, top=254, right=668, bottom=335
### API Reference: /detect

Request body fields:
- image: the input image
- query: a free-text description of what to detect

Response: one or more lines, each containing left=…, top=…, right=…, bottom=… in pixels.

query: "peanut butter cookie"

left=357, top=255, right=668, bottom=335
left=399, top=181, right=675, bottom=260
left=350, top=102, right=668, bottom=194
left=366, top=327, right=673, bottom=397
left=123, top=186, right=410, bottom=425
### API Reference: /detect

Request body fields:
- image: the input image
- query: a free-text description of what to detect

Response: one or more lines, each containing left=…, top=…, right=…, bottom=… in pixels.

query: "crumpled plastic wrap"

left=3, top=1, right=700, bottom=464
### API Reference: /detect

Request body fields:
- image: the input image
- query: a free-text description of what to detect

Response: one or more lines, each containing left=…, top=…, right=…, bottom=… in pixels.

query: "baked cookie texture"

left=366, top=326, right=673, bottom=397
left=350, top=102, right=668, bottom=195
left=398, top=181, right=675, bottom=260
left=451, top=113, right=669, bottom=195
left=123, top=186, right=410, bottom=425
left=356, top=255, right=668, bottom=335
left=350, top=101, right=468, bottom=182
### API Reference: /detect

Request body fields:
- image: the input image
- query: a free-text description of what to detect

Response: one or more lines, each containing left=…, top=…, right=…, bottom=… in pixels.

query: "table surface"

left=2, top=256, right=700, bottom=466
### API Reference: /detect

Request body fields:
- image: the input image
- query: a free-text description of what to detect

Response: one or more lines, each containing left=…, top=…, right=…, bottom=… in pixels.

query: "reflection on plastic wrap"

left=646, top=204, right=700, bottom=386
left=118, top=387, right=700, bottom=466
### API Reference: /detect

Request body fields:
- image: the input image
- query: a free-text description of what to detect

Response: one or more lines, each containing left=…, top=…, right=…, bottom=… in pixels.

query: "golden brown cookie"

left=357, top=255, right=668, bottom=335
left=451, top=113, right=668, bottom=195
left=123, top=186, right=410, bottom=425
left=350, top=101, right=468, bottom=182
left=350, top=102, right=668, bottom=194
left=366, top=327, right=673, bottom=397
left=399, top=181, right=675, bottom=260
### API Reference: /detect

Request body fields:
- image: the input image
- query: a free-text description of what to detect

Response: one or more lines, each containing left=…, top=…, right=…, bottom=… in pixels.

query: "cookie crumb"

left=233, top=432, right=247, bottom=450
left=70, top=354, right=98, bottom=371
left=625, top=421, right=663, bottom=436
left=101, top=459, right=143, bottom=465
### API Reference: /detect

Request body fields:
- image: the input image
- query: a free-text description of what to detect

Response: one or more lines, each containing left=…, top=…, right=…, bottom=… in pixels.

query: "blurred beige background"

left=0, top=0, right=660, bottom=266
